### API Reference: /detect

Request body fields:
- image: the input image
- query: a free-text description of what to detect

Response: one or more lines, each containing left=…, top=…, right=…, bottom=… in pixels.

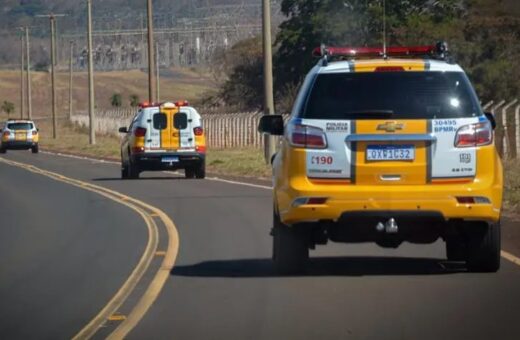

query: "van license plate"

left=162, top=156, right=179, bottom=163
left=366, top=145, right=415, bottom=161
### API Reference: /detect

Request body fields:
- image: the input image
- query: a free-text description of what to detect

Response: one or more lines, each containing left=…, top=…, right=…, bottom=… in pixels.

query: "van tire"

left=121, top=164, right=129, bottom=179
left=0, top=147, right=6, bottom=154
left=31, top=145, right=39, bottom=153
left=466, top=221, right=501, bottom=273
left=195, top=161, right=205, bottom=179
left=185, top=167, right=195, bottom=179
left=272, top=210, right=309, bottom=275
left=128, top=162, right=140, bottom=179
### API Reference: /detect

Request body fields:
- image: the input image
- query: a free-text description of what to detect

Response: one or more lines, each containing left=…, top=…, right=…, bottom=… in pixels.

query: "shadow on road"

left=171, top=256, right=465, bottom=278
left=92, top=176, right=185, bottom=181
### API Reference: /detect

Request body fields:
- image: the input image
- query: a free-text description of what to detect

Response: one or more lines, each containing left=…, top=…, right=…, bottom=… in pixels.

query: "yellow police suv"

left=259, top=43, right=503, bottom=274
left=0, top=119, right=39, bottom=154
left=119, top=101, right=206, bottom=179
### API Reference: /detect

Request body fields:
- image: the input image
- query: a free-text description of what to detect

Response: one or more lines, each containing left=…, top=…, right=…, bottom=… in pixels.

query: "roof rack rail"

left=313, top=41, right=450, bottom=64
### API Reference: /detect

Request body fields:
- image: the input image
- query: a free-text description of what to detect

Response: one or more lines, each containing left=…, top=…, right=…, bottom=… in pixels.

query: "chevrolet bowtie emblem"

left=377, top=122, right=404, bottom=133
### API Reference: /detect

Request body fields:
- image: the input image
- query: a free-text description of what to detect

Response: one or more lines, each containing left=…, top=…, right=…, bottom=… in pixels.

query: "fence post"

left=482, top=101, right=494, bottom=111
left=516, top=104, right=520, bottom=159
left=492, top=100, right=506, bottom=157
left=501, top=99, right=518, bottom=159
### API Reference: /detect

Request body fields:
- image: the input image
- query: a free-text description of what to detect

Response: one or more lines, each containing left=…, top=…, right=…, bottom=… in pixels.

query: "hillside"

left=0, top=67, right=215, bottom=118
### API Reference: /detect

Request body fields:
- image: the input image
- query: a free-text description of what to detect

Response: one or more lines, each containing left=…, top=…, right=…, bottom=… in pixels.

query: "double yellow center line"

left=0, top=157, right=179, bottom=339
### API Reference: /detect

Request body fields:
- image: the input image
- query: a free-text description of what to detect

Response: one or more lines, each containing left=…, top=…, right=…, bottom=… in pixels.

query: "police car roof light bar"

left=313, top=42, right=449, bottom=61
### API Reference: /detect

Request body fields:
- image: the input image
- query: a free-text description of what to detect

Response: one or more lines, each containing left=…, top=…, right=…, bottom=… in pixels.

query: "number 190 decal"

left=311, top=155, right=333, bottom=165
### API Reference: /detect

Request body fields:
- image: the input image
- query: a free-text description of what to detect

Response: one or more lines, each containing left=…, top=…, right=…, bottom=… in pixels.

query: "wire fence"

left=71, top=99, right=520, bottom=159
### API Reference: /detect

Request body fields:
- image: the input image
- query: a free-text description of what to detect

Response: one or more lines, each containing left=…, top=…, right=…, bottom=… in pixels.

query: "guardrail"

left=71, top=99, right=520, bottom=159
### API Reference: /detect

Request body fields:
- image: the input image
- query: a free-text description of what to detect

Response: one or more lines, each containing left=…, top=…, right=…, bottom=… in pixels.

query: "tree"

left=214, top=37, right=264, bottom=110
left=1, top=101, right=15, bottom=119
left=110, top=93, right=122, bottom=107
left=129, top=94, right=140, bottom=107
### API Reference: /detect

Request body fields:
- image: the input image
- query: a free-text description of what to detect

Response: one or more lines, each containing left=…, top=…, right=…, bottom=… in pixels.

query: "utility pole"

left=147, top=0, right=156, bottom=103
left=51, top=16, right=57, bottom=138
left=87, top=0, right=96, bottom=144
left=262, top=0, right=275, bottom=163
left=69, top=40, right=74, bottom=120
left=20, top=33, right=25, bottom=119
left=36, top=14, right=66, bottom=139
left=25, top=27, right=32, bottom=120
left=156, top=41, right=160, bottom=102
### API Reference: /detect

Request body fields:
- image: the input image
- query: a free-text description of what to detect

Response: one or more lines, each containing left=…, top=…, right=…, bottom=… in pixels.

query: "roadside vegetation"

left=209, top=0, right=520, bottom=112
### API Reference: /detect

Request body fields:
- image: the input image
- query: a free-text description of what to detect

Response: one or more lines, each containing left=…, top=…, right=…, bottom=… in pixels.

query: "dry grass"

left=0, top=67, right=215, bottom=119
left=206, top=148, right=271, bottom=178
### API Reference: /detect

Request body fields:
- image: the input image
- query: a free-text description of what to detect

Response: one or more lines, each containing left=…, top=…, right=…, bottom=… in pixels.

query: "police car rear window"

left=303, top=72, right=481, bottom=120
left=7, top=123, right=33, bottom=130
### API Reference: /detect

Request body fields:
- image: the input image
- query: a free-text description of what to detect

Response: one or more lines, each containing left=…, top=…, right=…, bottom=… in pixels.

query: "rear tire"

left=185, top=167, right=195, bottom=179
left=466, top=221, right=501, bottom=273
left=128, top=162, right=140, bottom=179
left=272, top=210, right=309, bottom=275
left=445, top=237, right=467, bottom=261
left=31, top=145, right=39, bottom=154
left=195, top=161, right=205, bottom=179
left=121, top=163, right=129, bottom=179
left=0, top=147, right=6, bottom=154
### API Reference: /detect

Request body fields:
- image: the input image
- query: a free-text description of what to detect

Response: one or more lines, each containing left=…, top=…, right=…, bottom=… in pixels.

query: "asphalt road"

left=1, top=150, right=520, bottom=340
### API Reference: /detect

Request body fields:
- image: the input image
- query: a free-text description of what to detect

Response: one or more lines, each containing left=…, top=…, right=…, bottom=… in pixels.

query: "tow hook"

left=376, top=218, right=399, bottom=234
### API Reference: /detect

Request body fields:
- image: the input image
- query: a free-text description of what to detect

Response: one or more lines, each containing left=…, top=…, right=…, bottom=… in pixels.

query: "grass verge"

left=34, top=118, right=272, bottom=178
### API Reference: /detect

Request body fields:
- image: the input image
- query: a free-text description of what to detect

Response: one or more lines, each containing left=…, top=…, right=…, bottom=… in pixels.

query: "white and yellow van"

left=119, top=101, right=206, bottom=179
left=259, top=43, right=503, bottom=273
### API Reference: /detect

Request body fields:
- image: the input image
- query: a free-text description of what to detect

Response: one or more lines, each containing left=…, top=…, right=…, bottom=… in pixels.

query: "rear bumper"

left=131, top=151, right=205, bottom=170
left=277, top=179, right=502, bottom=225
left=1, top=141, right=37, bottom=149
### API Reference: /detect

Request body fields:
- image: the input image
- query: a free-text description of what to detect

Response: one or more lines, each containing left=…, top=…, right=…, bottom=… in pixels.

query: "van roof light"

left=175, top=100, right=189, bottom=107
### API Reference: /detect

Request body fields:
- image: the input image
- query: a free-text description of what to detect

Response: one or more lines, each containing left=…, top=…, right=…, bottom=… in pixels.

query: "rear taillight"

left=195, top=145, right=206, bottom=153
left=454, top=121, right=493, bottom=148
left=3, top=131, right=10, bottom=137
left=131, top=147, right=145, bottom=154
left=287, top=123, right=327, bottom=149
left=134, top=127, right=147, bottom=137
left=193, top=127, right=203, bottom=136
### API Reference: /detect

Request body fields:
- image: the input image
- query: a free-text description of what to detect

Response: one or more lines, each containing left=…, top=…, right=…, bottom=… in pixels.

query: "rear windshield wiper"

left=344, top=110, right=394, bottom=119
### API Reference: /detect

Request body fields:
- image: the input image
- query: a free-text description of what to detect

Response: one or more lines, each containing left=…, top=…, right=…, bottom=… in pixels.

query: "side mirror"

left=484, top=112, right=496, bottom=130
left=258, top=115, right=284, bottom=136
left=118, top=127, right=128, bottom=133
left=173, top=112, right=188, bottom=130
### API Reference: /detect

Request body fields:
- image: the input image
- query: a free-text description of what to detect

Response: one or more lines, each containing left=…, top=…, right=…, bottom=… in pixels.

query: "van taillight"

left=3, top=131, right=10, bottom=137
left=134, top=127, right=147, bottom=137
left=287, top=123, right=327, bottom=149
left=454, top=121, right=493, bottom=148
left=193, top=127, right=203, bottom=136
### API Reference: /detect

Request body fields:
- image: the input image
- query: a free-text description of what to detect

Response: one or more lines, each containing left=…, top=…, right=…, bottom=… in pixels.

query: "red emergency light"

left=313, top=45, right=437, bottom=58
left=138, top=101, right=160, bottom=108
left=312, top=42, right=449, bottom=61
